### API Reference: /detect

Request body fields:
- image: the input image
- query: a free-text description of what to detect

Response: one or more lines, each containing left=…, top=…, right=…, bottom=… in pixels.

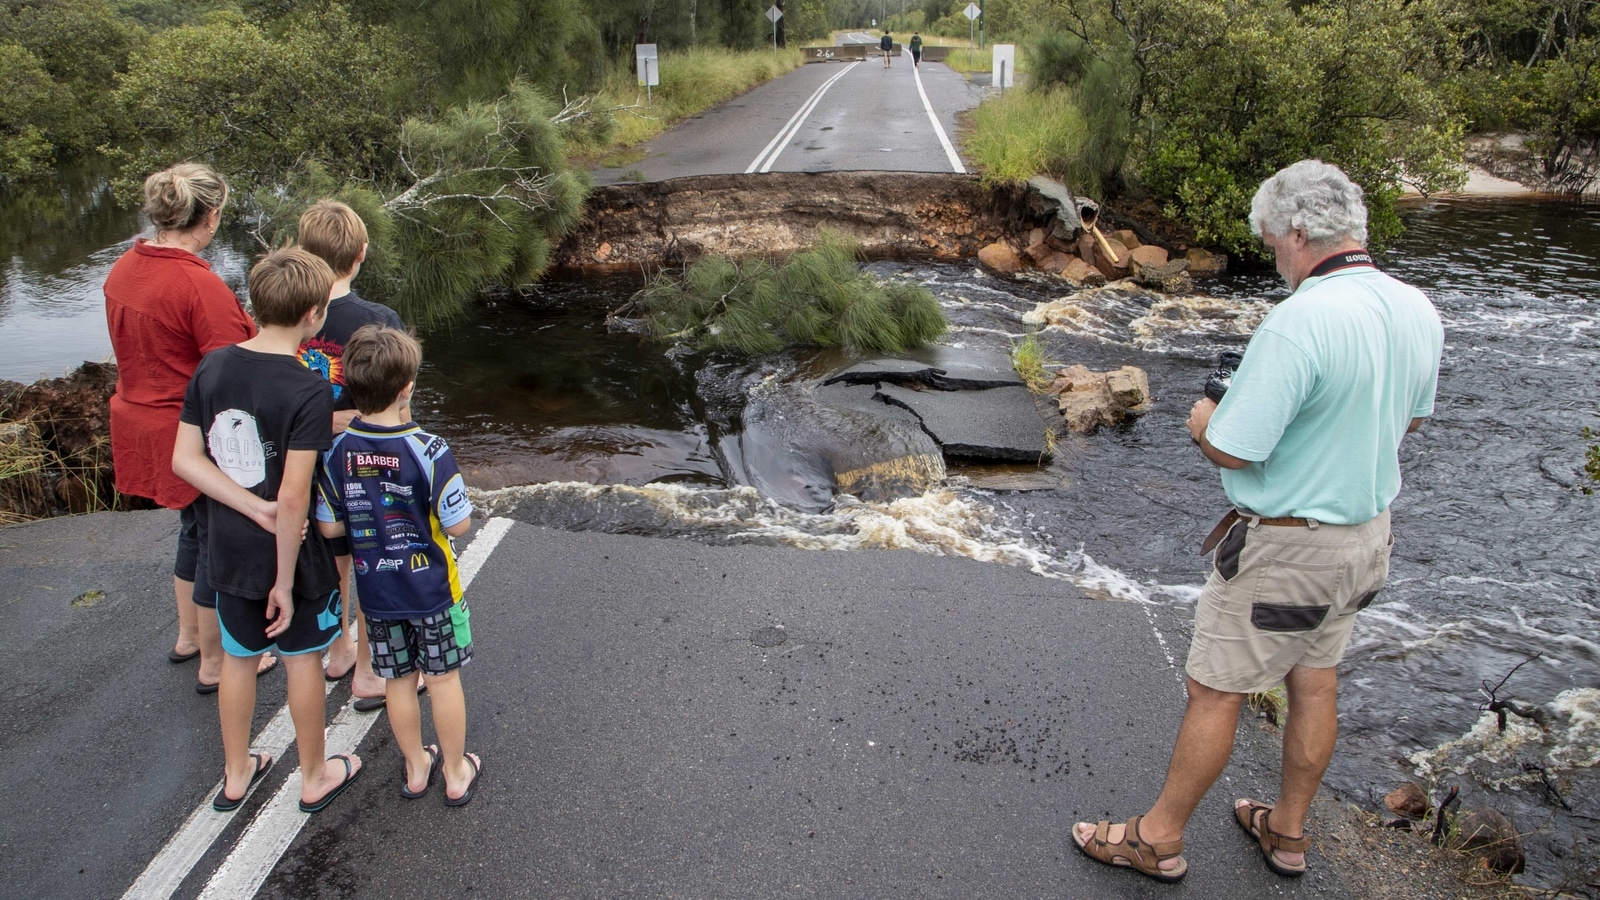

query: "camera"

left=1203, top=351, right=1244, bottom=404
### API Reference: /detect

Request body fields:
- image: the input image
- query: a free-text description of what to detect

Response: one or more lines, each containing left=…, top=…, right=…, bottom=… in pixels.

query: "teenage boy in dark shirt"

left=173, top=247, right=364, bottom=813
left=295, top=200, right=407, bottom=708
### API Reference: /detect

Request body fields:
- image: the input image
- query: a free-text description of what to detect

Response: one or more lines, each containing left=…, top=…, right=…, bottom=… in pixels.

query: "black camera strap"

left=1307, top=250, right=1375, bottom=278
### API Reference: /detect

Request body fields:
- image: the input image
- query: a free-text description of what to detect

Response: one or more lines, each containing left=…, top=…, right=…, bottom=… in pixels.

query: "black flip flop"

left=212, top=752, right=273, bottom=812
left=352, top=681, right=427, bottom=712
left=298, top=754, right=362, bottom=814
left=400, top=745, right=441, bottom=800
left=444, top=753, right=482, bottom=807
left=168, top=648, right=200, bottom=664
left=197, top=656, right=281, bottom=694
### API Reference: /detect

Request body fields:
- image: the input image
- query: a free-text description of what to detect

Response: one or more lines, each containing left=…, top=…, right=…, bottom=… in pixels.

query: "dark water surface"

left=4, top=173, right=1597, bottom=890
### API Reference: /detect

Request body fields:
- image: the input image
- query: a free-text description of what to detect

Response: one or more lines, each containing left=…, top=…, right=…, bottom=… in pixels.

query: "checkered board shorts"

left=365, top=603, right=473, bottom=678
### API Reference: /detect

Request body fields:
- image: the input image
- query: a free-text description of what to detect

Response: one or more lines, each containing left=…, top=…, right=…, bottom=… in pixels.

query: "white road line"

left=746, top=62, right=860, bottom=174
left=912, top=64, right=966, bottom=174
left=125, top=516, right=516, bottom=900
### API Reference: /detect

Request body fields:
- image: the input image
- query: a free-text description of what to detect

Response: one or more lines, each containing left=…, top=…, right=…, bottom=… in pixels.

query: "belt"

left=1199, top=509, right=1312, bottom=554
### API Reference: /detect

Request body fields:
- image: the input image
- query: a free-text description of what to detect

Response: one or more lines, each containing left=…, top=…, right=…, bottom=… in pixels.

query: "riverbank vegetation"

left=625, top=233, right=947, bottom=354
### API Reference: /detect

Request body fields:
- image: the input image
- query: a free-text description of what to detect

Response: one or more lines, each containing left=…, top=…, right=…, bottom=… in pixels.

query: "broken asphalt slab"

left=878, top=382, right=1050, bottom=462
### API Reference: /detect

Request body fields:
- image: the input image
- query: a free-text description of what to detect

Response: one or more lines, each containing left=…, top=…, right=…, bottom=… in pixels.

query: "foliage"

left=965, top=86, right=1088, bottom=185
left=111, top=6, right=415, bottom=198
left=1011, top=332, right=1053, bottom=393
left=0, top=0, right=145, bottom=174
left=589, top=46, right=804, bottom=148
left=629, top=233, right=947, bottom=355
left=257, top=84, right=593, bottom=326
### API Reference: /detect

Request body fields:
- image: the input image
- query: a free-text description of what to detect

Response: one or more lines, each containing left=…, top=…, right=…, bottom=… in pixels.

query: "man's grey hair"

left=1249, top=160, right=1368, bottom=248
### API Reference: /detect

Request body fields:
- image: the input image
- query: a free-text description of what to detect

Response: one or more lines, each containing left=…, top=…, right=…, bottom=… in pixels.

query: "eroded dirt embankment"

left=554, top=172, right=1047, bottom=271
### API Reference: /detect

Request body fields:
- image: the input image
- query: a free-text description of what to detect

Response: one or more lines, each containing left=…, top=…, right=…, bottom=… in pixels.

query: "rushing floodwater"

left=3, top=177, right=1598, bottom=890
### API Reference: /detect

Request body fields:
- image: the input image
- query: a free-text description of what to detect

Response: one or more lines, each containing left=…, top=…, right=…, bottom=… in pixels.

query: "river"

left=2, top=174, right=1597, bottom=891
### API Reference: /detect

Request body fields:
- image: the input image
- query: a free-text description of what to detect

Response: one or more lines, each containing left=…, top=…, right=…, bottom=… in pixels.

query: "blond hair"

left=247, top=248, right=334, bottom=327
left=296, top=200, right=368, bottom=278
left=143, top=163, right=228, bottom=232
left=342, top=324, right=421, bottom=415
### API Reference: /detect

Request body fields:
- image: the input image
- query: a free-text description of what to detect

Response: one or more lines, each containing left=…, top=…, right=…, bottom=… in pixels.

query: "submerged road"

left=1, top=508, right=1367, bottom=898
left=591, top=57, right=984, bottom=186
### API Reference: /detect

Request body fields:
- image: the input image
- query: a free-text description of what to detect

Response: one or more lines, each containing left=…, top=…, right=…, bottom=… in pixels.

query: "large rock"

left=1131, top=259, right=1193, bottom=294
left=1185, top=247, right=1228, bottom=277
left=978, top=241, right=1024, bottom=274
left=1112, top=229, right=1141, bottom=250
left=1128, top=244, right=1169, bottom=270
left=1449, top=807, right=1526, bottom=874
left=1052, top=364, right=1151, bottom=433
left=1094, top=237, right=1131, bottom=278
left=1060, top=258, right=1106, bottom=286
left=1037, top=251, right=1076, bottom=274
left=1383, top=783, right=1429, bottom=819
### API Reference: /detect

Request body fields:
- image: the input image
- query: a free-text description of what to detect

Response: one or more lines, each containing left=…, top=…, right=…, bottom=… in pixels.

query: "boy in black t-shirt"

left=174, top=248, right=364, bottom=814
left=295, top=200, right=408, bottom=707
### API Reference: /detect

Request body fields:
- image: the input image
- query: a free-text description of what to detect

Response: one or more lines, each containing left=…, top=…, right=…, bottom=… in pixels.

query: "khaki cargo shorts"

left=1186, top=509, right=1392, bottom=694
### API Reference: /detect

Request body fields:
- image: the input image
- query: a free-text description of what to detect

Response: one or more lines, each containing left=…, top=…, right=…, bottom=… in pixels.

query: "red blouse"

left=103, top=239, right=258, bottom=508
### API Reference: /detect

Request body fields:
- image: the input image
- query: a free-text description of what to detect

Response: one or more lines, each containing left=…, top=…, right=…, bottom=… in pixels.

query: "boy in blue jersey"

left=314, top=325, right=482, bottom=805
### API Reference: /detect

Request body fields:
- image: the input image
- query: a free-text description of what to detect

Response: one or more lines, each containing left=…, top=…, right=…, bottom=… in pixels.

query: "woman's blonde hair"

left=143, top=163, right=229, bottom=232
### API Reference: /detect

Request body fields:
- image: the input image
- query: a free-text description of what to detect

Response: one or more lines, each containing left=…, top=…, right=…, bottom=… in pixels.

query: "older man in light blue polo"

left=1073, top=160, right=1445, bottom=883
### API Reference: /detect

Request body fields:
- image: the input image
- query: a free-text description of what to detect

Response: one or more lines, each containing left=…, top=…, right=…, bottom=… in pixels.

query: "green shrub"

left=965, top=86, right=1089, bottom=186
left=630, top=233, right=947, bottom=355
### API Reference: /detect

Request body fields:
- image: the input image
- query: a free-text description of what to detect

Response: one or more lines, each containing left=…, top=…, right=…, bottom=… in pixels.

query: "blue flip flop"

left=212, top=752, right=273, bottom=812
left=298, top=754, right=362, bottom=814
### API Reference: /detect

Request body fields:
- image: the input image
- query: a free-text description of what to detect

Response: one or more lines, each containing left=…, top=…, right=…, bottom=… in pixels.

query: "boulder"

left=1052, top=364, right=1151, bottom=433
left=1061, top=258, right=1106, bottom=286
left=1022, top=238, right=1052, bottom=264
left=1384, top=783, right=1429, bottom=820
left=1112, top=229, right=1141, bottom=250
left=1026, top=227, right=1045, bottom=248
left=1449, top=807, right=1525, bottom=874
left=1185, top=247, right=1228, bottom=277
left=978, top=241, right=1023, bottom=275
left=1128, top=244, right=1170, bottom=270
left=1094, top=237, right=1131, bottom=278
left=1037, top=251, right=1076, bottom=274
left=1132, top=260, right=1193, bottom=294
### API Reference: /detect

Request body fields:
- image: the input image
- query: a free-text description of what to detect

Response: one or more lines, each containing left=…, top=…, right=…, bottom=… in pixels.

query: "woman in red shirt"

left=103, top=163, right=274, bottom=691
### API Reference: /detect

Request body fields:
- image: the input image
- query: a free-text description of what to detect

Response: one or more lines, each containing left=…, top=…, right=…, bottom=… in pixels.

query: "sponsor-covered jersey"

left=315, top=420, right=472, bottom=618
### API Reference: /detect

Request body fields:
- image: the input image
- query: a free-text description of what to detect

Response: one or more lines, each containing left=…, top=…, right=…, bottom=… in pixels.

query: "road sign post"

left=636, top=43, right=659, bottom=104
left=993, top=43, right=1014, bottom=92
left=766, top=5, right=782, bottom=52
left=963, top=3, right=980, bottom=68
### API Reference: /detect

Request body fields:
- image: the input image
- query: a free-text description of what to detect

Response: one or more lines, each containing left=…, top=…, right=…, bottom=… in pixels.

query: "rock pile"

left=979, top=177, right=1227, bottom=293
left=1049, top=365, right=1152, bottom=434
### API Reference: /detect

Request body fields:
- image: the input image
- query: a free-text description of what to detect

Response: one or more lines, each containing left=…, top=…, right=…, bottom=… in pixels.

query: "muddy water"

left=3, top=173, right=1597, bottom=888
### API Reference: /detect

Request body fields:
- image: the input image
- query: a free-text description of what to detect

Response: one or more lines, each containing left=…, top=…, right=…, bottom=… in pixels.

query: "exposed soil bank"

left=554, top=171, right=1176, bottom=272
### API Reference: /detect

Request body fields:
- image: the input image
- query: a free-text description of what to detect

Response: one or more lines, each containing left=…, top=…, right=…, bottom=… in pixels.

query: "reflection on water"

left=4, top=176, right=1598, bottom=888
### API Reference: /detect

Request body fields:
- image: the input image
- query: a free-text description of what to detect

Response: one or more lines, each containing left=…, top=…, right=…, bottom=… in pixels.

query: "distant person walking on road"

left=880, top=31, right=893, bottom=68
left=1072, top=160, right=1443, bottom=882
left=315, top=325, right=482, bottom=806
left=910, top=32, right=923, bottom=67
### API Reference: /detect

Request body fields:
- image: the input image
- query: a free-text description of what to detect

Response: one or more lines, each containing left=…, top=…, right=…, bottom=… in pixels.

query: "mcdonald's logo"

left=409, top=552, right=431, bottom=572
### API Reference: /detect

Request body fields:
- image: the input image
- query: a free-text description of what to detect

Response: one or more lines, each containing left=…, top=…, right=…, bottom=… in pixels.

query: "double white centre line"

left=124, top=516, right=515, bottom=900
left=746, top=62, right=860, bottom=174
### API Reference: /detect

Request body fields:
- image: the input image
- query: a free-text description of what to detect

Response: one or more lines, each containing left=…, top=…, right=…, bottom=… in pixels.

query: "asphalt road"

left=591, top=58, right=986, bottom=186
left=0, top=509, right=1362, bottom=899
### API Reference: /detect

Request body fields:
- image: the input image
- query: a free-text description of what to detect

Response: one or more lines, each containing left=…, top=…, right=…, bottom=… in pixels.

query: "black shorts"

left=177, top=502, right=220, bottom=609
left=217, top=588, right=344, bottom=657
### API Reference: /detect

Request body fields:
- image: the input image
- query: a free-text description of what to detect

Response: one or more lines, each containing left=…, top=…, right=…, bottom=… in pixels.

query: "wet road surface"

left=2, top=508, right=1365, bottom=898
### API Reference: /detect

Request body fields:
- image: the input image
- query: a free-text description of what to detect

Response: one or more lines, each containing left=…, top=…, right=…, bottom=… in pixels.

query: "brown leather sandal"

left=1072, top=814, right=1188, bottom=883
left=1234, top=799, right=1310, bottom=877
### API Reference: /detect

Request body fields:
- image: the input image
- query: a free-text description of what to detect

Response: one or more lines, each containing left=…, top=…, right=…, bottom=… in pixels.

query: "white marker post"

left=636, top=43, right=659, bottom=105
left=766, top=5, right=782, bottom=52
left=992, top=43, right=1014, bottom=92
left=963, top=3, right=981, bottom=69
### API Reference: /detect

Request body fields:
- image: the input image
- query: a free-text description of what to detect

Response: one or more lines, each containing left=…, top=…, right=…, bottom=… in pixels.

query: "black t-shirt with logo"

left=297, top=291, right=405, bottom=411
left=179, top=345, right=338, bottom=599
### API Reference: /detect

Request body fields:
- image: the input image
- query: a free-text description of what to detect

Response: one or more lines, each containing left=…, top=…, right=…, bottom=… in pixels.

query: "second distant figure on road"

left=880, top=31, right=893, bottom=68
left=910, top=32, right=923, bottom=67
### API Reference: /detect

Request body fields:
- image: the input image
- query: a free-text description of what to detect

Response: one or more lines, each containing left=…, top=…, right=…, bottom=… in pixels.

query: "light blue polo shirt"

left=1206, top=266, right=1444, bottom=525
